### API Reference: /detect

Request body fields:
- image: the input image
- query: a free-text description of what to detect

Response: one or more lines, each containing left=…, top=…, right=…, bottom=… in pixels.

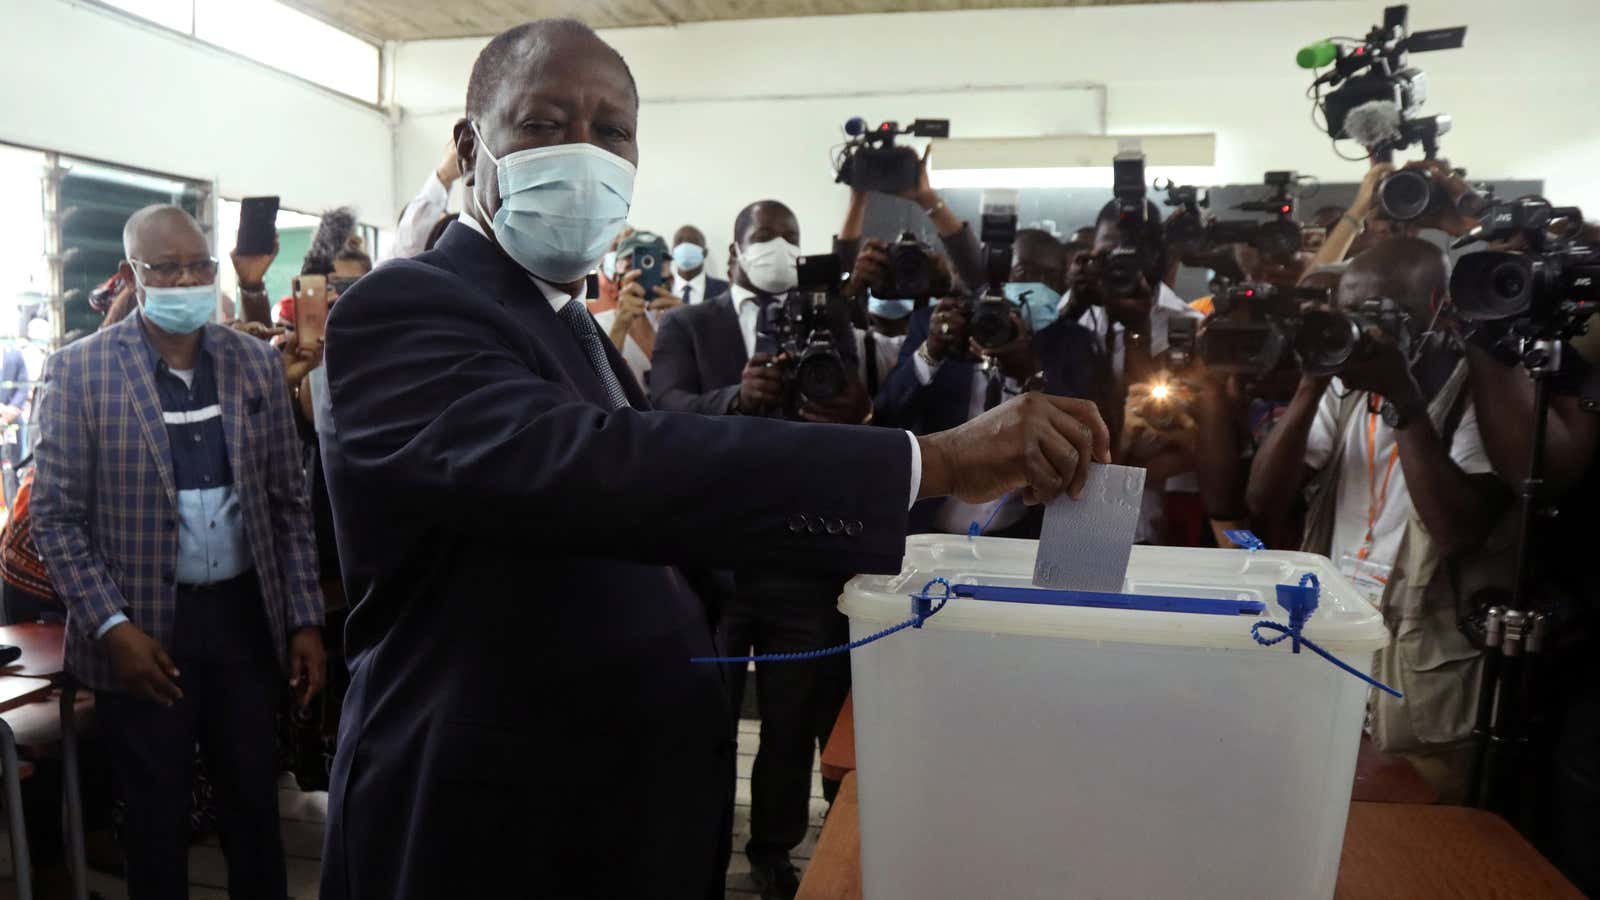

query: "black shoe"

left=749, top=859, right=801, bottom=900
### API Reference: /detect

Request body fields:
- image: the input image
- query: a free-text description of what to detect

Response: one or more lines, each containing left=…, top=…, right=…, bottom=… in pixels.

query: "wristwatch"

left=1380, top=396, right=1426, bottom=430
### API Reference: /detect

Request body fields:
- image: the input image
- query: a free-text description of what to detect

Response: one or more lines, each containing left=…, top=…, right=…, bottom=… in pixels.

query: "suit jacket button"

left=826, top=518, right=844, bottom=536
left=786, top=514, right=806, bottom=534
left=846, top=520, right=864, bottom=537
left=806, top=516, right=824, bottom=535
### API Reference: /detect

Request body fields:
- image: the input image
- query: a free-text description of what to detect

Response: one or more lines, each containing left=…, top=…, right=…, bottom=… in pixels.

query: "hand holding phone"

left=293, top=275, right=329, bottom=348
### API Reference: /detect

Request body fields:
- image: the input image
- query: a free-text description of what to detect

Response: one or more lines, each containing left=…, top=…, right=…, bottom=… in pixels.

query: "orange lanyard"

left=1361, top=411, right=1401, bottom=560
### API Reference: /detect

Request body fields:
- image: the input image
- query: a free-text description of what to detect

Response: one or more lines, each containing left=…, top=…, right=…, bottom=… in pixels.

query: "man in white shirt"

left=1247, top=235, right=1508, bottom=801
left=669, top=225, right=729, bottom=306
left=391, top=138, right=463, bottom=259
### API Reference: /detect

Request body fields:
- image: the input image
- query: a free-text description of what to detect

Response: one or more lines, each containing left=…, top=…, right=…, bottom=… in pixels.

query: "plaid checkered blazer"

left=30, top=314, right=322, bottom=691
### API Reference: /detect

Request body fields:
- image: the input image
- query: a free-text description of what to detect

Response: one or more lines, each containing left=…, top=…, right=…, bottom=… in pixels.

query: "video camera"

left=1161, top=172, right=1305, bottom=264
left=1080, top=152, right=1159, bottom=300
left=968, top=189, right=1021, bottom=350
left=1449, top=199, right=1600, bottom=340
left=1300, top=4, right=1466, bottom=157
left=834, top=117, right=951, bottom=195
left=1195, top=282, right=1410, bottom=377
left=757, top=254, right=854, bottom=415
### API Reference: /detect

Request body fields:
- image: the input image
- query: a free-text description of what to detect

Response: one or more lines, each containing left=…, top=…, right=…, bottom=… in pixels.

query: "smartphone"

left=631, top=247, right=665, bottom=295
left=294, top=275, right=329, bottom=346
left=237, top=196, right=280, bottom=255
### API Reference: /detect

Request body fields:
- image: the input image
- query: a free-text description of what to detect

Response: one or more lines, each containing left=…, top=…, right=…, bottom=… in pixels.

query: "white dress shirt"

left=672, top=268, right=708, bottom=305
left=392, top=172, right=451, bottom=260
left=910, top=347, right=1025, bottom=534
left=456, top=218, right=922, bottom=507
left=729, top=283, right=764, bottom=360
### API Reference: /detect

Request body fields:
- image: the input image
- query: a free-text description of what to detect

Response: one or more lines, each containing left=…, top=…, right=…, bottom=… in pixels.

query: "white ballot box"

left=840, top=535, right=1390, bottom=900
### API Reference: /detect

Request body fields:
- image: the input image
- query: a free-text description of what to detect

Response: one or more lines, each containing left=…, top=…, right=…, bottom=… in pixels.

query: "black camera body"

left=967, top=191, right=1020, bottom=350
left=1158, top=179, right=1210, bottom=259
left=1450, top=199, right=1599, bottom=339
left=1296, top=298, right=1411, bottom=377
left=1208, top=172, right=1303, bottom=261
left=835, top=118, right=951, bottom=194
left=756, top=254, right=853, bottom=415
left=1197, top=283, right=1331, bottom=375
left=1081, top=152, right=1157, bottom=300
left=1378, top=160, right=1490, bottom=223
left=1310, top=5, right=1465, bottom=150
left=885, top=231, right=937, bottom=300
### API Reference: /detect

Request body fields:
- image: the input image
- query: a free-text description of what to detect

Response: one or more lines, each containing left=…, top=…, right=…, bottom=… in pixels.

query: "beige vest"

left=1300, top=363, right=1514, bottom=752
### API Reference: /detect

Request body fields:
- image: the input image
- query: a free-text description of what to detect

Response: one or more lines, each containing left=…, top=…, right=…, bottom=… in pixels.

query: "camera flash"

left=1151, top=383, right=1172, bottom=401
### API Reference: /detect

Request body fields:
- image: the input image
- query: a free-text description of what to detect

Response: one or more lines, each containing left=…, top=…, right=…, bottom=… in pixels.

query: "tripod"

left=1465, top=338, right=1560, bottom=817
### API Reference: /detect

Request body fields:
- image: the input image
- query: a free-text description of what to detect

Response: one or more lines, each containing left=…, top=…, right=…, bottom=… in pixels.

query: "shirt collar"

left=672, top=268, right=707, bottom=297
left=135, top=312, right=210, bottom=375
left=458, top=213, right=583, bottom=315
left=730, top=283, right=760, bottom=311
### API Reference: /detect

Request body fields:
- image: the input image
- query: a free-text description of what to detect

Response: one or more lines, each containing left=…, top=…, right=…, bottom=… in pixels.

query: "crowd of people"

left=1, top=14, right=1595, bottom=900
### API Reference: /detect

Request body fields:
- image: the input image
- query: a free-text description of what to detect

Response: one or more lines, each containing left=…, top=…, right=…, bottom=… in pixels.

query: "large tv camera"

left=1195, top=282, right=1410, bottom=377
left=1300, top=4, right=1465, bottom=158
left=756, top=254, right=854, bottom=416
left=1162, top=172, right=1305, bottom=264
left=1449, top=199, right=1600, bottom=341
left=1080, top=151, right=1159, bottom=300
left=834, top=117, right=951, bottom=195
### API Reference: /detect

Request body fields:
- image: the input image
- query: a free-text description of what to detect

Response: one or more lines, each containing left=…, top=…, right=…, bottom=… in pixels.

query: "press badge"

left=1339, top=554, right=1393, bottom=606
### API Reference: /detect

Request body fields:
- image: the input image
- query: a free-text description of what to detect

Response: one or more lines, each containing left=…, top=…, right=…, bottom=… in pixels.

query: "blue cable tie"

left=691, top=578, right=952, bottom=664
left=1250, top=573, right=1403, bottom=698
left=968, top=490, right=1019, bottom=540
left=1224, top=529, right=1266, bottom=551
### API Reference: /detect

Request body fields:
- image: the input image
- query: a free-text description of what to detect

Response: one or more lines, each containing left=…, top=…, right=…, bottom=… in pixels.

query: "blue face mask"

left=602, top=251, right=619, bottom=279
left=866, top=292, right=916, bottom=320
left=472, top=123, right=635, bottom=283
left=1003, top=282, right=1062, bottom=333
left=139, top=282, right=217, bottom=335
left=671, top=242, right=706, bottom=271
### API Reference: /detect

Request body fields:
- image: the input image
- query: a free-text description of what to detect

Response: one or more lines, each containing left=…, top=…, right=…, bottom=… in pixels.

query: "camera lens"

left=796, top=345, right=847, bottom=401
left=1253, top=220, right=1304, bottom=261
left=1379, top=170, right=1434, bottom=222
left=1450, top=251, right=1533, bottom=322
left=1295, top=308, right=1361, bottom=375
left=968, top=298, right=1017, bottom=349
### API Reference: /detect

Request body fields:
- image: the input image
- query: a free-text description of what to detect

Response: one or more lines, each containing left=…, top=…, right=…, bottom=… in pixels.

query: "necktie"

left=682, top=284, right=694, bottom=304
left=556, top=301, right=630, bottom=410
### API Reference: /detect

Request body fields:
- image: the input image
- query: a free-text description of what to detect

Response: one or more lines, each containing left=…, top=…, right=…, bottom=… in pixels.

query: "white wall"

left=0, top=0, right=397, bottom=228
left=392, top=0, right=1600, bottom=270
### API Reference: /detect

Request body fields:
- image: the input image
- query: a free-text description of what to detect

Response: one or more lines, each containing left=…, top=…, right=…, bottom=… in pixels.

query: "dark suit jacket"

left=875, top=305, right=1110, bottom=533
left=649, top=290, right=746, bottom=414
left=318, top=223, right=911, bottom=899
left=700, top=275, right=730, bottom=301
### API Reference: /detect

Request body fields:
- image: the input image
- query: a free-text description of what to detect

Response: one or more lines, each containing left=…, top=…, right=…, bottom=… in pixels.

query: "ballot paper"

left=1032, top=463, right=1147, bottom=592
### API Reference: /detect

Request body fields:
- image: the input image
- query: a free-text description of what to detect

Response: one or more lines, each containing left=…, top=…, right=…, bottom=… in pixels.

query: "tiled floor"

left=0, top=716, right=823, bottom=900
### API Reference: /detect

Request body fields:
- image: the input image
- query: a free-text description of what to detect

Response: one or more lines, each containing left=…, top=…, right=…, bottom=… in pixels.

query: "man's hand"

left=647, top=285, right=683, bottom=314
left=925, top=297, right=970, bottom=363
left=232, top=320, right=284, bottom=343
left=0, top=405, right=20, bottom=427
left=1351, top=161, right=1397, bottom=216
left=917, top=393, right=1111, bottom=505
left=288, top=627, right=326, bottom=707
left=230, top=237, right=279, bottom=291
left=103, top=622, right=182, bottom=706
left=974, top=309, right=1039, bottom=382
left=844, top=239, right=890, bottom=300
left=280, top=330, right=323, bottom=389
left=614, top=270, right=649, bottom=326
left=800, top=375, right=871, bottom=424
left=896, top=145, right=939, bottom=210
left=737, top=352, right=785, bottom=413
left=1335, top=327, right=1421, bottom=403
left=436, top=136, right=463, bottom=186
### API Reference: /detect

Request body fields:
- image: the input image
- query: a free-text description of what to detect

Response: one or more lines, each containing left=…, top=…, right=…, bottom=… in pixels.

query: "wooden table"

left=800, top=695, right=1580, bottom=900
left=0, top=623, right=86, bottom=900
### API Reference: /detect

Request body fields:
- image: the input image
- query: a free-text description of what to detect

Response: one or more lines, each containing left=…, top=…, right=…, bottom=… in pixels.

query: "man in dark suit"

left=318, top=19, right=1109, bottom=900
left=32, top=205, right=325, bottom=899
left=877, top=229, right=1111, bottom=536
left=652, top=199, right=877, bottom=897
left=670, top=224, right=729, bottom=305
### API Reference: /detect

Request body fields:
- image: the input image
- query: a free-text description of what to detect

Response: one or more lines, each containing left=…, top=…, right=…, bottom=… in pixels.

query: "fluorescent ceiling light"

left=931, top=165, right=1218, bottom=190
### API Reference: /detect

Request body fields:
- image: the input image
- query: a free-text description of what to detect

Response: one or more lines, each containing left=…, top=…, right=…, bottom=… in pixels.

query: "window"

left=97, top=0, right=379, bottom=104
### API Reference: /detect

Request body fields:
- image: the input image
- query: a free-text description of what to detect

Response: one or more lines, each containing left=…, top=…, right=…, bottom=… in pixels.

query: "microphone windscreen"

left=844, top=117, right=866, bottom=136
left=1344, top=100, right=1401, bottom=147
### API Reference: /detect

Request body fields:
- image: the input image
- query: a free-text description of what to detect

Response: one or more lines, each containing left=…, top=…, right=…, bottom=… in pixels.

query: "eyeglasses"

left=328, top=276, right=361, bottom=296
left=129, top=257, right=219, bottom=284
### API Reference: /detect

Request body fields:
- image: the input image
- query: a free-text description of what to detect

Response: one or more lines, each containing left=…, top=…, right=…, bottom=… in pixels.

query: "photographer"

left=1247, top=235, right=1509, bottom=800
left=392, top=137, right=465, bottom=260
left=648, top=199, right=866, bottom=896
left=841, top=236, right=957, bottom=398
left=876, top=229, right=1105, bottom=536
left=837, top=145, right=985, bottom=293
left=593, top=230, right=683, bottom=387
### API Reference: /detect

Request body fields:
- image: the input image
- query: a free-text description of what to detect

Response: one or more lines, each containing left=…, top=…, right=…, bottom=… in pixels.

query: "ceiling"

left=282, top=0, right=1253, bottom=42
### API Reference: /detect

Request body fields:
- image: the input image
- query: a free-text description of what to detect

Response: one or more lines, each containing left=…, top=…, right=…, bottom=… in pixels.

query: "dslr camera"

left=1450, top=199, right=1600, bottom=340
left=834, top=117, right=951, bottom=195
left=1080, top=151, right=1159, bottom=300
left=965, top=189, right=1021, bottom=350
left=884, top=231, right=939, bottom=300
left=1195, top=282, right=1410, bottom=377
left=757, top=254, right=855, bottom=416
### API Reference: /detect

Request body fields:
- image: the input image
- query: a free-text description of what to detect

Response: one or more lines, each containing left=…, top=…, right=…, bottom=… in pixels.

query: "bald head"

left=1339, top=235, right=1448, bottom=319
left=1012, top=229, right=1068, bottom=292
left=673, top=225, right=706, bottom=249
left=123, top=205, right=205, bottom=261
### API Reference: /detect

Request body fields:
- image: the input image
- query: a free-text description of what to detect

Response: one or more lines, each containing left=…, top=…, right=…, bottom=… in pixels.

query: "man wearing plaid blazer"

left=32, top=205, right=324, bottom=900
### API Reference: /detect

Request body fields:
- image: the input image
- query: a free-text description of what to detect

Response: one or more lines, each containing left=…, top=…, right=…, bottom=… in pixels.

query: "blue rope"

left=1251, top=573, right=1403, bottom=698
left=967, top=491, right=1019, bottom=539
left=690, top=578, right=952, bottom=664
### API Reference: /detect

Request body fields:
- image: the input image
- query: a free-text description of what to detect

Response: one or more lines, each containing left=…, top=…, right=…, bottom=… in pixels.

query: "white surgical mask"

left=740, top=238, right=800, bottom=294
left=471, top=123, right=635, bottom=283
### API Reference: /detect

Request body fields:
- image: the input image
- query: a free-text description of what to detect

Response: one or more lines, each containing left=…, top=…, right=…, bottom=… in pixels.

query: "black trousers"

left=719, top=570, right=851, bottom=865
left=95, top=572, right=287, bottom=900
